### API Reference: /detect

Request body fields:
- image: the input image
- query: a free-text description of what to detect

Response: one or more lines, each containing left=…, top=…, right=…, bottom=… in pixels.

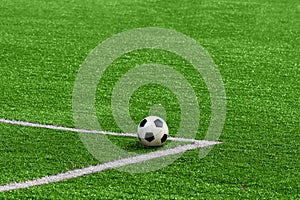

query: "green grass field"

left=0, top=0, right=299, bottom=199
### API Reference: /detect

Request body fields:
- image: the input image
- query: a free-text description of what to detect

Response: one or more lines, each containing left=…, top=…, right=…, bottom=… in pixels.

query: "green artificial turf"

left=0, top=0, right=299, bottom=199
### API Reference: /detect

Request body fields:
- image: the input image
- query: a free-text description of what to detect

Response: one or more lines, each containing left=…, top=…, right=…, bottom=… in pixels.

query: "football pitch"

left=0, top=0, right=299, bottom=199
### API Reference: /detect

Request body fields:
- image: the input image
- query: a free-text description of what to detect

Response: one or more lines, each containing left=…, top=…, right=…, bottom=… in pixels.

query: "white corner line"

left=0, top=141, right=220, bottom=192
left=0, top=118, right=220, bottom=144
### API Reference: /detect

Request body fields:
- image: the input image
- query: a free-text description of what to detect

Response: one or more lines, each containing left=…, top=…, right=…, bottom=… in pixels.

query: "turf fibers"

left=0, top=0, right=299, bottom=199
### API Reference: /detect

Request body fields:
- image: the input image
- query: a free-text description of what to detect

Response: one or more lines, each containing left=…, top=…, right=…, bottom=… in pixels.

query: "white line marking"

left=0, top=141, right=220, bottom=192
left=0, top=118, right=208, bottom=143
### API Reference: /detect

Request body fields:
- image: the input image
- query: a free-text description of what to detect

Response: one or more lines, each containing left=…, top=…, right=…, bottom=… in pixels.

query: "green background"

left=0, top=0, right=299, bottom=199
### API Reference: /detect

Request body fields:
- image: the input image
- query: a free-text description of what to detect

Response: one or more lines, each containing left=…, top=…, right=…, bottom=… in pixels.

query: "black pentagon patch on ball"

left=161, top=134, right=168, bottom=143
left=139, top=119, right=147, bottom=127
left=154, top=119, right=163, bottom=128
left=145, top=132, right=155, bottom=142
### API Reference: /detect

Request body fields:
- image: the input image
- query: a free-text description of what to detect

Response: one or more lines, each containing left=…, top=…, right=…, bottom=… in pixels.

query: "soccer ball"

left=137, top=116, right=169, bottom=147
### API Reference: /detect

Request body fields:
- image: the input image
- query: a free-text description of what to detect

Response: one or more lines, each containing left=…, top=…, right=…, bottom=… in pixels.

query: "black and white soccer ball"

left=137, top=116, right=169, bottom=147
